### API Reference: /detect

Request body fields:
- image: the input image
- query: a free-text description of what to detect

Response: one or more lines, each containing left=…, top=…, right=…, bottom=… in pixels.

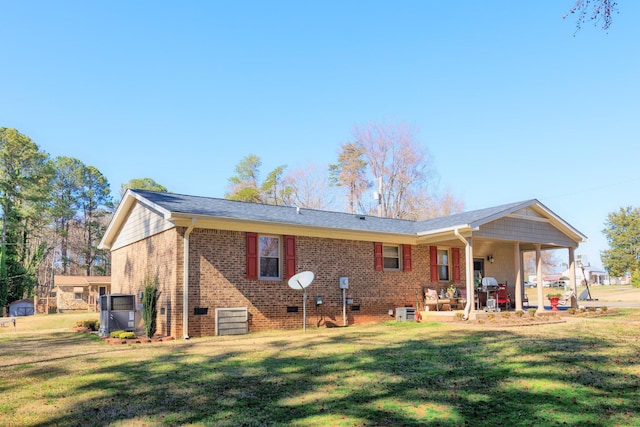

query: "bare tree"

left=283, top=164, right=336, bottom=211
left=565, top=0, right=618, bottom=32
left=353, top=122, right=427, bottom=219
left=399, top=189, right=464, bottom=221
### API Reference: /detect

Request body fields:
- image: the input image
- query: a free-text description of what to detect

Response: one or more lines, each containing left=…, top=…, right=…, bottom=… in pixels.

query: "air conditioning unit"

left=98, top=294, right=139, bottom=337
left=395, top=307, right=416, bottom=322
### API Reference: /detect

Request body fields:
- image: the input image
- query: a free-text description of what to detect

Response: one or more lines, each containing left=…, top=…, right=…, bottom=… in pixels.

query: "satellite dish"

left=288, top=271, right=314, bottom=290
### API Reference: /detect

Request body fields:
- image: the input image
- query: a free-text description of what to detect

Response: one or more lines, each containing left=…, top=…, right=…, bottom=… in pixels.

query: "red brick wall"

left=111, top=228, right=180, bottom=337
left=185, top=229, right=447, bottom=336
left=111, top=227, right=467, bottom=338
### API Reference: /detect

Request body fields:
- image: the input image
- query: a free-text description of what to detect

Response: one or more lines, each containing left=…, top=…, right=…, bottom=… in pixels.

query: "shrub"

left=601, top=306, right=608, bottom=312
left=515, top=310, right=524, bottom=318
left=501, top=312, right=511, bottom=318
left=76, top=319, right=99, bottom=331
left=455, top=312, right=464, bottom=321
left=109, top=330, right=135, bottom=339
left=142, top=276, right=161, bottom=338
left=527, top=308, right=536, bottom=317
left=567, top=308, right=576, bottom=315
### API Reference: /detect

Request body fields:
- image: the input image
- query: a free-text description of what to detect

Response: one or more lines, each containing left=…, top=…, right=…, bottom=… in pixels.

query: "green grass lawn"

left=1, top=310, right=640, bottom=426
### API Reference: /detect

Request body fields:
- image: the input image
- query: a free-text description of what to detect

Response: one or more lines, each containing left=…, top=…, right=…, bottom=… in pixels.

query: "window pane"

left=260, top=257, right=280, bottom=278
left=384, top=257, right=400, bottom=269
left=383, top=246, right=399, bottom=257
left=383, top=245, right=400, bottom=270
left=438, top=265, right=449, bottom=281
left=437, top=250, right=448, bottom=265
left=260, top=236, right=280, bottom=257
left=437, top=249, right=449, bottom=281
left=259, top=236, right=280, bottom=279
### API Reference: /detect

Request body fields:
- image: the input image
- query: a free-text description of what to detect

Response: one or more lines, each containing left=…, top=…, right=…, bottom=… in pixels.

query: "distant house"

left=99, top=189, right=587, bottom=339
left=53, top=276, right=111, bottom=312
left=9, top=298, right=34, bottom=317
left=561, top=266, right=609, bottom=285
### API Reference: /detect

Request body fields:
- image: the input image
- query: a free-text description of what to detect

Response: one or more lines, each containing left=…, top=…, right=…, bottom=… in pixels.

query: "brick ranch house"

left=99, top=189, right=587, bottom=339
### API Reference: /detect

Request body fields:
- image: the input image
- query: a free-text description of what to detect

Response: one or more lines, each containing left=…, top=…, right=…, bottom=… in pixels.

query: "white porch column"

left=453, top=230, right=475, bottom=320
left=568, top=247, right=577, bottom=308
left=535, top=244, right=546, bottom=312
left=514, top=242, right=522, bottom=310
left=466, top=238, right=474, bottom=318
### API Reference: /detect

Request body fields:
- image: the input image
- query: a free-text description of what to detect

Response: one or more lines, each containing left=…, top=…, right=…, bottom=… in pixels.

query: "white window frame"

left=437, top=248, right=450, bottom=281
left=259, top=235, right=281, bottom=280
left=383, top=244, right=401, bottom=271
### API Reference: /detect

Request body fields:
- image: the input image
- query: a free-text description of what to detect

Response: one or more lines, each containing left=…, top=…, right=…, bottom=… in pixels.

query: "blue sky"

left=2, top=1, right=639, bottom=270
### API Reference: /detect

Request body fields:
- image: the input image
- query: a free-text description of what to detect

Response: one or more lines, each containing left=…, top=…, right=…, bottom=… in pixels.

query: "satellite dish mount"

left=287, top=271, right=315, bottom=331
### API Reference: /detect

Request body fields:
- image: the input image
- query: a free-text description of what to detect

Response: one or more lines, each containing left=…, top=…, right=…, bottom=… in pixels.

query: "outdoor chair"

left=496, top=285, right=511, bottom=310
left=424, top=288, right=451, bottom=311
left=559, top=290, right=575, bottom=306
left=457, top=288, right=468, bottom=308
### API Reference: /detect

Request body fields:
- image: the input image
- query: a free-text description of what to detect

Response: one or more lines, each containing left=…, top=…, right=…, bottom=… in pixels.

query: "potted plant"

left=547, top=292, right=562, bottom=312
left=447, top=283, right=457, bottom=298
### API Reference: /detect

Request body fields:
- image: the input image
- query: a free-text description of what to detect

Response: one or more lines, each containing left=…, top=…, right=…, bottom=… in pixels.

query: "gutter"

left=183, top=218, right=196, bottom=339
left=454, top=228, right=473, bottom=320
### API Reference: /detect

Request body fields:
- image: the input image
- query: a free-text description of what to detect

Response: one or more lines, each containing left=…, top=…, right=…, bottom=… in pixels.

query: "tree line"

left=0, top=128, right=168, bottom=312
left=0, top=128, right=112, bottom=310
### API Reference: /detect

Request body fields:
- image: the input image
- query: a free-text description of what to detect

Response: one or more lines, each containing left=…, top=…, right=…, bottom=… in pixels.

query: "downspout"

left=183, top=218, right=196, bottom=339
left=454, top=228, right=473, bottom=320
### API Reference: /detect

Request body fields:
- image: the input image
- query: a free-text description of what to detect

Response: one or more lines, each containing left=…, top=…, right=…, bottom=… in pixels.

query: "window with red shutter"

left=452, top=247, right=460, bottom=282
left=430, top=246, right=438, bottom=282
left=246, top=232, right=258, bottom=280
left=374, top=242, right=383, bottom=271
left=284, top=235, right=296, bottom=279
left=403, top=244, right=412, bottom=272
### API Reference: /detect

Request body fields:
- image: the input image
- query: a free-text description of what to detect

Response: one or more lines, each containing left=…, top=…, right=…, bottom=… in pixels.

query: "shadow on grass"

left=7, top=323, right=640, bottom=426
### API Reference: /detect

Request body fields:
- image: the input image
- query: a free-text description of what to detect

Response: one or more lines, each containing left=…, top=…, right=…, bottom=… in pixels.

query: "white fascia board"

left=416, top=225, right=476, bottom=238
left=169, top=214, right=418, bottom=245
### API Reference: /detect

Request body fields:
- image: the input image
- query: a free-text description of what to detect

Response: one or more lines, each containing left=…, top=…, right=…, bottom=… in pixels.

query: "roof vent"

left=296, top=206, right=301, bottom=214
left=357, top=215, right=366, bottom=220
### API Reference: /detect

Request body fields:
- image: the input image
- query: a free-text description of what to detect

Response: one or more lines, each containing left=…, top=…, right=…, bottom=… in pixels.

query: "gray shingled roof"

left=415, top=200, right=538, bottom=232
left=131, top=189, right=537, bottom=236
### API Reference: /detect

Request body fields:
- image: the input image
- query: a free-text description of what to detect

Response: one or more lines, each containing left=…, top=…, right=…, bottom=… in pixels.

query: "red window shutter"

left=374, top=242, right=383, bottom=271
left=403, top=244, right=412, bottom=272
left=430, top=246, right=438, bottom=282
left=284, top=235, right=296, bottom=279
left=246, top=232, right=258, bottom=280
left=452, top=247, right=460, bottom=282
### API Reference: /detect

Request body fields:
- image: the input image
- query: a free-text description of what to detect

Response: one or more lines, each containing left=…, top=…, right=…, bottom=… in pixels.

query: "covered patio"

left=415, top=200, right=587, bottom=320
